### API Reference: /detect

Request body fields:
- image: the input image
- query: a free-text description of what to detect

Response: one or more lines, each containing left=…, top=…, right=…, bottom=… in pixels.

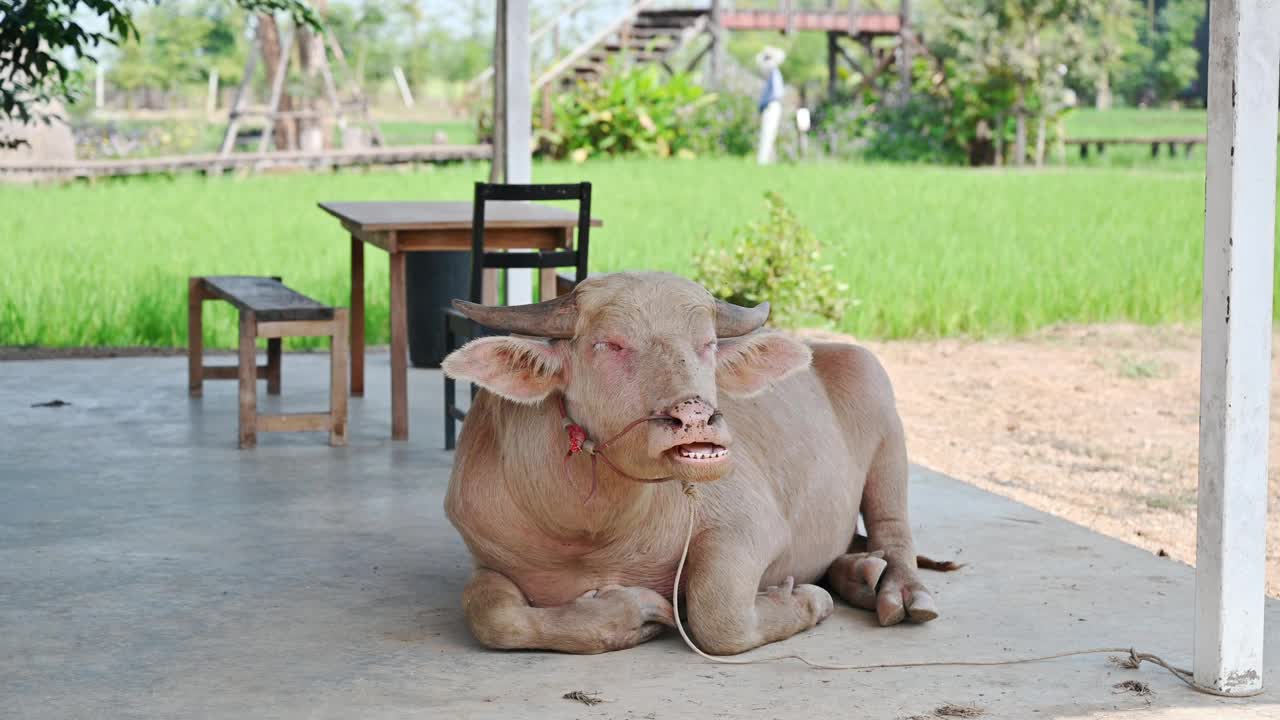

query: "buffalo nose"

left=666, top=398, right=716, bottom=429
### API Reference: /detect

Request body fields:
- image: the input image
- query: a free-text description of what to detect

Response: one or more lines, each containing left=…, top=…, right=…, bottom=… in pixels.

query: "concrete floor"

left=1, top=352, right=1278, bottom=720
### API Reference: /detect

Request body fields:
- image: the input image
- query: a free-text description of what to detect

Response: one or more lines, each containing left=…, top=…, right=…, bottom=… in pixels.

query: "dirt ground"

left=805, top=324, right=1280, bottom=598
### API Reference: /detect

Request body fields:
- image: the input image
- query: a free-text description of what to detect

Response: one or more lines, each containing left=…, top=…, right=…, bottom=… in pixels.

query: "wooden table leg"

left=482, top=268, right=499, bottom=305
left=350, top=234, right=365, bottom=397
left=188, top=278, right=204, bottom=397
left=539, top=226, right=572, bottom=300
left=389, top=251, right=408, bottom=441
left=238, top=311, right=258, bottom=449
left=539, top=267, right=559, bottom=301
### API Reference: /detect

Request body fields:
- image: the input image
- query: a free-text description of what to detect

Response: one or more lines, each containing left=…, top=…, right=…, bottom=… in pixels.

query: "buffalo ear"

left=441, top=336, right=565, bottom=404
left=715, top=331, right=812, bottom=398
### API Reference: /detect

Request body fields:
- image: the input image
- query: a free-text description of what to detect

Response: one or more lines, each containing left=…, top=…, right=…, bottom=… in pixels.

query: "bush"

left=693, top=192, right=851, bottom=330
left=537, top=64, right=712, bottom=161
left=861, top=91, right=968, bottom=165
left=72, top=118, right=206, bottom=159
left=686, top=92, right=757, bottom=157
left=810, top=93, right=869, bottom=160
left=813, top=56, right=1021, bottom=166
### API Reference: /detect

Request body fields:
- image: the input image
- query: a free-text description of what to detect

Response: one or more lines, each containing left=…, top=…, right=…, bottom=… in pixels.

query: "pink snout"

left=652, top=397, right=731, bottom=467
left=666, top=397, right=717, bottom=429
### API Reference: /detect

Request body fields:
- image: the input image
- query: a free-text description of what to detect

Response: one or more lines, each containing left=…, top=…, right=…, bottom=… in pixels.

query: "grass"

left=1043, top=108, right=1210, bottom=170
left=1063, top=107, right=1207, bottom=139
left=376, top=121, right=475, bottom=146
left=0, top=156, right=1228, bottom=350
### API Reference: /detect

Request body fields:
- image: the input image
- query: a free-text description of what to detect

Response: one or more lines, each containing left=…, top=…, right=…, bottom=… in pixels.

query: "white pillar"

left=392, top=66, right=415, bottom=108
left=497, top=0, right=533, bottom=305
left=1194, top=0, right=1277, bottom=697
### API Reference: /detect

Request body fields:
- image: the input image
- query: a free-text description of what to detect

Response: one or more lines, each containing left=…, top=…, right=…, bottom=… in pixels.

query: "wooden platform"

left=539, top=3, right=907, bottom=88
left=720, top=9, right=901, bottom=35
left=0, top=144, right=491, bottom=182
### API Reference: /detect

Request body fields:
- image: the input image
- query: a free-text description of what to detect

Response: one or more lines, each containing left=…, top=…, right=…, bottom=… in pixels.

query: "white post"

left=498, top=0, right=534, bottom=305
left=1194, top=0, right=1277, bottom=698
left=95, top=65, right=105, bottom=109
left=392, top=66, right=415, bottom=109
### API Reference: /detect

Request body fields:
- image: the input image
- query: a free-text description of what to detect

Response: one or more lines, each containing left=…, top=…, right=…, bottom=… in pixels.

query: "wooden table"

left=318, top=201, right=600, bottom=441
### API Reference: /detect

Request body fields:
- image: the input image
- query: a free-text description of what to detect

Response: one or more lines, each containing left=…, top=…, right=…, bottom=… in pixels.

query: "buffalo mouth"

left=670, top=442, right=730, bottom=464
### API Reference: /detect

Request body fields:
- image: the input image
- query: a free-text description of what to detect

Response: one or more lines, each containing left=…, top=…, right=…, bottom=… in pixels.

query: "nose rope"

left=669, top=481, right=1204, bottom=692
left=556, top=395, right=672, bottom=502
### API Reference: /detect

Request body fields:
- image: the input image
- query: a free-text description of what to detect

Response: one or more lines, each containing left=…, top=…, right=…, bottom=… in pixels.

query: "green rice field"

left=1064, top=108, right=1206, bottom=138
left=0, top=155, right=1231, bottom=349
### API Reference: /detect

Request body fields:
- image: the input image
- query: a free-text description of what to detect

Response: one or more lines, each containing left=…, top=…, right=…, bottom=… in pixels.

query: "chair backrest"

left=469, top=182, right=592, bottom=305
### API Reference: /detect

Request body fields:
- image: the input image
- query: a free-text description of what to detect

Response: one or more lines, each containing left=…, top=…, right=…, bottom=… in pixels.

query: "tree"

left=111, top=6, right=216, bottom=100
left=1120, top=0, right=1204, bottom=104
left=1076, top=0, right=1144, bottom=109
left=1149, top=0, right=1203, bottom=99
left=925, top=0, right=1130, bottom=165
left=0, top=0, right=318, bottom=147
left=325, top=0, right=393, bottom=88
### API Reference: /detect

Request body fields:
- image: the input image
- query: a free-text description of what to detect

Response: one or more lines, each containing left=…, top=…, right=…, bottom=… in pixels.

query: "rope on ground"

left=671, top=481, right=1210, bottom=694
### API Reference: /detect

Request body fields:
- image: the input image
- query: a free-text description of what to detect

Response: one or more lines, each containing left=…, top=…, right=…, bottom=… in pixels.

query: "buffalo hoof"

left=760, top=576, right=835, bottom=627
left=828, top=551, right=939, bottom=626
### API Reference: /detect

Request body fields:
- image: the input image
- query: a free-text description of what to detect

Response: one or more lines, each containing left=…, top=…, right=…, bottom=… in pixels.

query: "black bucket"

left=405, top=252, right=472, bottom=368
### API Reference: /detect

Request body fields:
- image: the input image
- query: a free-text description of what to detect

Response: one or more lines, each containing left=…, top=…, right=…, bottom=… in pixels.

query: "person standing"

left=756, top=46, right=786, bottom=165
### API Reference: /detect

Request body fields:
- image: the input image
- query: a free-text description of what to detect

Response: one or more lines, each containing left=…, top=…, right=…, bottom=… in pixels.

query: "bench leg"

left=351, top=235, right=365, bottom=397
left=330, top=309, right=349, bottom=447
left=267, top=274, right=283, bottom=395
left=267, top=338, right=282, bottom=395
left=188, top=278, right=204, bottom=397
left=238, top=311, right=258, bottom=449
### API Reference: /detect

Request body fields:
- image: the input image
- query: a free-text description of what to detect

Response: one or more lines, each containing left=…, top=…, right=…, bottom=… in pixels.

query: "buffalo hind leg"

left=827, top=550, right=887, bottom=610
left=462, top=568, right=674, bottom=654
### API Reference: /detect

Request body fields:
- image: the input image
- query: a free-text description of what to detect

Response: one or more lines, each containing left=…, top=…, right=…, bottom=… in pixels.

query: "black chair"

left=443, top=181, right=592, bottom=450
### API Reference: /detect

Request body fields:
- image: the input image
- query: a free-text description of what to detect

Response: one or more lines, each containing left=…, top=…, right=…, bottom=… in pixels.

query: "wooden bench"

left=1065, top=135, right=1205, bottom=159
left=188, top=276, right=348, bottom=448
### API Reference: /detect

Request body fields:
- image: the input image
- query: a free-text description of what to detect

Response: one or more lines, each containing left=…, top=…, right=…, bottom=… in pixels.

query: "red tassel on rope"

left=566, top=423, right=587, bottom=455
left=555, top=394, right=668, bottom=504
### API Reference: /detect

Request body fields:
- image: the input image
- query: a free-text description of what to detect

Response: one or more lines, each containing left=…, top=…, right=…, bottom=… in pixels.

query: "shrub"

left=686, top=92, right=757, bottom=157
left=861, top=90, right=968, bottom=165
left=72, top=118, right=205, bottom=159
left=813, top=56, right=1020, bottom=166
left=537, top=63, right=712, bottom=160
left=693, top=192, right=851, bottom=330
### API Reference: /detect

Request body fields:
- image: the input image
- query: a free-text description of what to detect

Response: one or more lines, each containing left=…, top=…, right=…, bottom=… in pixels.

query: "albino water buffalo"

left=442, top=272, right=944, bottom=655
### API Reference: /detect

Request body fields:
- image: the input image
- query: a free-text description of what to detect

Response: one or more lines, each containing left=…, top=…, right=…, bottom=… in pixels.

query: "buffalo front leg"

left=845, top=415, right=938, bottom=626
left=684, top=533, right=835, bottom=655
left=462, top=568, right=674, bottom=654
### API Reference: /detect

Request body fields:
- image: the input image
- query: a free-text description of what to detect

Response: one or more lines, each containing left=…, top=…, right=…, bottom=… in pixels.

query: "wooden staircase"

left=532, top=2, right=908, bottom=92
left=536, top=3, right=713, bottom=90
left=570, top=9, right=711, bottom=83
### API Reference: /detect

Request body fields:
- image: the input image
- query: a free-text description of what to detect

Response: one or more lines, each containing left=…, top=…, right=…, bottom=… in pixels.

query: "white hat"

left=755, top=46, right=786, bottom=71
